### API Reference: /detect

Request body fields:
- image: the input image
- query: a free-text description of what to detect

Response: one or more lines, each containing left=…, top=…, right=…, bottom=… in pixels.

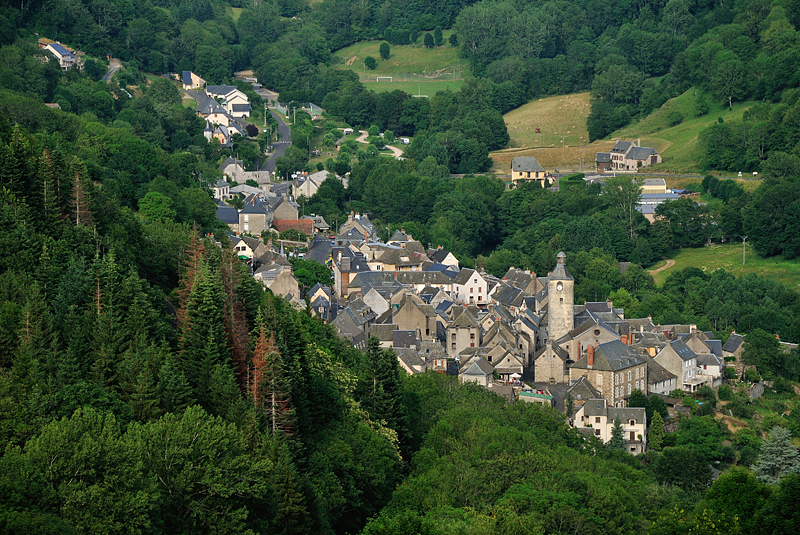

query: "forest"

left=2, top=1, right=800, bottom=533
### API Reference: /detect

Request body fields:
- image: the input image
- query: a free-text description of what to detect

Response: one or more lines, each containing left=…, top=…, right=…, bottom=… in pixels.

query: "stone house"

left=569, top=340, right=648, bottom=408
left=653, top=339, right=702, bottom=393
left=446, top=308, right=480, bottom=358
left=182, top=71, right=206, bottom=90
left=459, top=357, right=494, bottom=387
left=646, top=358, right=678, bottom=395
left=574, top=399, right=647, bottom=454
left=595, top=140, right=662, bottom=172
left=722, top=332, right=745, bottom=374
left=427, top=247, right=460, bottom=268
left=239, top=198, right=272, bottom=236
left=389, top=295, right=438, bottom=342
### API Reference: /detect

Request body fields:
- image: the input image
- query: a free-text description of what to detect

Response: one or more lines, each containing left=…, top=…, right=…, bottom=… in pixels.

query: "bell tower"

left=547, top=252, right=574, bottom=342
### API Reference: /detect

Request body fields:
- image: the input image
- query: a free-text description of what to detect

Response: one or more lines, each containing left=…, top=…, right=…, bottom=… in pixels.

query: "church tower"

left=547, top=251, right=574, bottom=342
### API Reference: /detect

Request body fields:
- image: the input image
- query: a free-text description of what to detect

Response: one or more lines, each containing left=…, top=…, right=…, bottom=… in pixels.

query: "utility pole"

left=292, top=106, right=297, bottom=125
left=741, top=236, right=748, bottom=266
left=264, top=101, right=267, bottom=127
left=560, top=136, right=567, bottom=165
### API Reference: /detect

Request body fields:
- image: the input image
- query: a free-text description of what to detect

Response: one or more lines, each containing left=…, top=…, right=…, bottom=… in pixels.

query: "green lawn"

left=332, top=35, right=468, bottom=90
left=649, top=243, right=800, bottom=289
left=362, top=79, right=463, bottom=95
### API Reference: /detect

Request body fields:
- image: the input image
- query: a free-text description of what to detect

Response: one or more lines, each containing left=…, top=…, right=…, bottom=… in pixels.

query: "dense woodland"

left=2, top=1, right=800, bottom=533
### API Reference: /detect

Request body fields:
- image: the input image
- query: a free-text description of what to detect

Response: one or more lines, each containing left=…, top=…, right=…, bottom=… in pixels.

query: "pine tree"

left=175, top=229, right=207, bottom=331
left=70, top=168, right=92, bottom=228
left=0, top=126, right=34, bottom=202
left=752, top=427, right=800, bottom=484
left=221, top=249, right=249, bottom=388
left=157, top=354, right=194, bottom=414
left=251, top=325, right=294, bottom=435
left=609, top=414, right=626, bottom=450
left=38, top=148, right=62, bottom=233
left=269, top=438, right=310, bottom=535
left=649, top=411, right=665, bottom=451
left=362, top=338, right=409, bottom=454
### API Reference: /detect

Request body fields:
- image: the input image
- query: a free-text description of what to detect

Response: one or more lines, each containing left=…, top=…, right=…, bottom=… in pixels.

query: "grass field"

left=648, top=243, right=800, bottom=289
left=361, top=79, right=463, bottom=95
left=490, top=87, right=758, bottom=175
left=332, top=35, right=468, bottom=91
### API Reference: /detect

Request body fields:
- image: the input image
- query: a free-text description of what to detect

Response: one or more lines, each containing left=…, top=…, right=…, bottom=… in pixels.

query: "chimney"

left=621, top=334, right=628, bottom=345
left=576, top=340, right=581, bottom=361
left=637, top=138, right=641, bottom=146
left=587, top=345, right=594, bottom=368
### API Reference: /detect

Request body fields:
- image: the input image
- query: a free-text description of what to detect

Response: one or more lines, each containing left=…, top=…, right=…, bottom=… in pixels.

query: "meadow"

left=648, top=243, right=800, bottom=289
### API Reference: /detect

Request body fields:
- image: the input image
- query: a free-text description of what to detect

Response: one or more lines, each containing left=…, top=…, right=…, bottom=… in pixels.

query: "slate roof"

left=240, top=198, right=270, bottom=215
left=611, top=140, right=633, bottom=153
left=232, top=103, right=251, bottom=112
left=670, top=339, right=697, bottom=361
left=449, top=309, right=478, bottom=329
left=452, top=268, right=480, bottom=285
left=371, top=324, right=397, bottom=341
left=596, top=152, right=611, bottom=163
left=647, top=358, right=677, bottom=383
left=396, top=271, right=454, bottom=286
left=393, top=330, right=417, bottom=348
left=216, top=205, right=238, bottom=224
left=549, top=252, right=573, bottom=281
left=182, top=71, right=192, bottom=85
left=461, top=357, right=494, bottom=376
left=566, top=376, right=600, bottom=402
left=428, top=249, right=454, bottom=263
left=511, top=156, right=545, bottom=173
left=705, top=339, right=723, bottom=358
left=628, top=146, right=658, bottom=160
left=723, top=333, right=744, bottom=353
left=697, top=353, right=722, bottom=367
left=571, top=340, right=645, bottom=371
left=608, top=406, right=646, bottom=423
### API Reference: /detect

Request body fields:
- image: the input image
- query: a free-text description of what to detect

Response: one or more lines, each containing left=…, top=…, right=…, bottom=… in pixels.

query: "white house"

left=451, top=268, right=488, bottom=306
left=44, top=43, right=78, bottom=71
left=574, top=399, right=647, bottom=454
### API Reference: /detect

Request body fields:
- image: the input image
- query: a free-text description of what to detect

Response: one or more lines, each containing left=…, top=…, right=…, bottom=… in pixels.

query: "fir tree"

left=609, top=414, right=626, bottom=450
left=269, top=438, right=310, bottom=535
left=70, top=168, right=92, bottom=228
left=251, top=325, right=294, bottom=435
left=175, top=229, right=207, bottom=331
left=156, top=354, right=194, bottom=414
left=38, top=148, right=62, bottom=233
left=221, top=249, right=249, bottom=388
left=752, top=427, right=800, bottom=484
left=649, top=411, right=665, bottom=451
left=361, top=338, right=410, bottom=454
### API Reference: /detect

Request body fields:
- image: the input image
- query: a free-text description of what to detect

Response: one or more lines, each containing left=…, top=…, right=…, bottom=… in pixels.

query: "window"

left=478, top=288, right=482, bottom=293
left=451, top=343, right=456, bottom=349
left=630, top=431, right=635, bottom=441
left=470, top=343, right=474, bottom=347
left=629, top=419, right=635, bottom=425
left=470, top=333, right=475, bottom=339
left=595, top=417, right=600, bottom=423
left=628, top=371, right=632, bottom=382
left=451, top=333, right=456, bottom=341
left=470, top=288, right=473, bottom=293
left=244, top=215, right=249, bottom=222
left=595, top=429, right=601, bottom=436
left=627, top=384, right=631, bottom=395
left=560, top=298, right=564, bottom=303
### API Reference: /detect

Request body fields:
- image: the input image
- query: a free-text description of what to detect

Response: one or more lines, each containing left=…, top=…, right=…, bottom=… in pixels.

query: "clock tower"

left=547, top=251, right=574, bottom=342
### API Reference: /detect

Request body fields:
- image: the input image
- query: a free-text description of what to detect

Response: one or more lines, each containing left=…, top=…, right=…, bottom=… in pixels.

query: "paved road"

left=102, top=58, right=121, bottom=82
left=260, top=110, right=292, bottom=173
left=356, top=130, right=405, bottom=159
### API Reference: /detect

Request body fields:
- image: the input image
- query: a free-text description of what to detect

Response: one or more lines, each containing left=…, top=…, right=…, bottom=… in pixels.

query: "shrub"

left=667, top=110, right=684, bottom=126
left=718, top=384, right=733, bottom=401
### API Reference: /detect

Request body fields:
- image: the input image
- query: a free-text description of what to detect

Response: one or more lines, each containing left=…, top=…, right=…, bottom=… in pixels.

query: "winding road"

left=355, top=130, right=404, bottom=159
left=260, top=110, right=292, bottom=173
left=648, top=258, right=676, bottom=275
left=102, top=58, right=121, bottom=82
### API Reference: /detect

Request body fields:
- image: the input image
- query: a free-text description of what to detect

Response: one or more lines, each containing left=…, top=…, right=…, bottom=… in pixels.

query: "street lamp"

left=578, top=157, right=583, bottom=172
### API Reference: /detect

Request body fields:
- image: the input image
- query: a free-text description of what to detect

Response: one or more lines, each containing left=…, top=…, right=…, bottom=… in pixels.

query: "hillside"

left=331, top=36, right=467, bottom=94
left=491, top=88, right=756, bottom=175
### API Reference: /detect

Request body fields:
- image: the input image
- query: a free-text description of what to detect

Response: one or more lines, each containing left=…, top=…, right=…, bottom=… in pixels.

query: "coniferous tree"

left=753, top=427, right=800, bottom=484
left=221, top=249, right=249, bottom=388
left=175, top=229, right=207, bottom=331
left=70, top=165, right=92, bottom=228
left=609, top=414, right=625, bottom=450
left=649, top=411, right=665, bottom=451
left=38, top=149, right=62, bottom=233
left=252, top=325, right=294, bottom=435
left=361, top=338, right=409, bottom=454
left=157, top=354, right=194, bottom=414
left=269, top=438, right=310, bottom=535
left=0, top=126, right=35, bottom=202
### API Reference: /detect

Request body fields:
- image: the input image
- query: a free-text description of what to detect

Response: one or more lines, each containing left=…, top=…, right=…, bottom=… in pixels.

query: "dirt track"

left=648, top=258, right=676, bottom=275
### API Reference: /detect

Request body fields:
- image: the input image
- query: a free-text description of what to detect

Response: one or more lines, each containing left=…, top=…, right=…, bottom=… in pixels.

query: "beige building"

left=653, top=339, right=703, bottom=392
left=574, top=399, right=647, bottom=454
left=511, top=156, right=547, bottom=187
left=459, top=357, right=493, bottom=387
left=569, top=340, right=648, bottom=407
left=452, top=268, right=488, bottom=306
left=447, top=308, right=480, bottom=358
left=547, top=252, right=574, bottom=342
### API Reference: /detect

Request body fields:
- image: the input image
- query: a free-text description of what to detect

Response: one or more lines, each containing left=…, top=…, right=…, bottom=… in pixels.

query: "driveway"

left=356, top=130, right=404, bottom=159
left=261, top=110, right=292, bottom=173
left=102, top=58, right=121, bottom=82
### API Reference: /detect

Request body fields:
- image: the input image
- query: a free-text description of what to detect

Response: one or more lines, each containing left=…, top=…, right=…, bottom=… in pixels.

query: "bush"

left=667, top=111, right=684, bottom=126
left=725, top=367, right=738, bottom=379
left=728, top=395, right=755, bottom=419
left=718, top=384, right=733, bottom=401
left=364, top=56, right=377, bottom=70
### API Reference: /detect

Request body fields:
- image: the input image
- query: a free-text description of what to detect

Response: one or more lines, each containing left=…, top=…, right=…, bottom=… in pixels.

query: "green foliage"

left=379, top=42, right=390, bottom=61
left=650, top=412, right=665, bottom=452
left=653, top=447, right=713, bottom=491
left=365, top=56, right=377, bottom=70
left=752, top=427, right=800, bottom=484
left=608, top=415, right=626, bottom=450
